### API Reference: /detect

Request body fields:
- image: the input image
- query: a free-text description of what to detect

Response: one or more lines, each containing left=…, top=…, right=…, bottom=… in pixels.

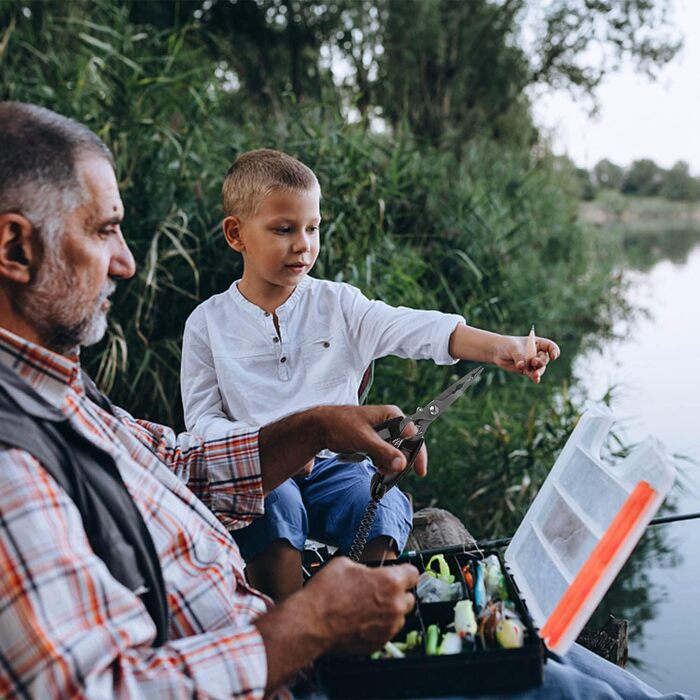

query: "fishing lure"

left=473, top=560, right=486, bottom=611
left=438, top=632, right=462, bottom=655
left=483, top=554, right=508, bottom=601
left=425, top=554, right=455, bottom=583
left=453, top=599, right=477, bottom=640
left=525, top=325, right=537, bottom=362
left=495, top=618, right=525, bottom=649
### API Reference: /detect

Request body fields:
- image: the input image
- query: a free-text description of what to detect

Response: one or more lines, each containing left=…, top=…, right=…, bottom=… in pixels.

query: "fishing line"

left=474, top=510, right=700, bottom=551
left=397, top=511, right=700, bottom=561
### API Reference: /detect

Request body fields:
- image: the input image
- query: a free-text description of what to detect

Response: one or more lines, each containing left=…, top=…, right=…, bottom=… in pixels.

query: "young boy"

left=181, top=149, right=559, bottom=601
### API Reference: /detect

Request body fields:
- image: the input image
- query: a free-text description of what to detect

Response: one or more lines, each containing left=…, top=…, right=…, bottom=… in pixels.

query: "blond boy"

left=181, top=149, right=559, bottom=601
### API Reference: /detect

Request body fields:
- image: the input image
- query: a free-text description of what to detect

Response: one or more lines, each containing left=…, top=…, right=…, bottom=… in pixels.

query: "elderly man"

left=0, top=103, right=692, bottom=700
left=0, top=101, right=421, bottom=698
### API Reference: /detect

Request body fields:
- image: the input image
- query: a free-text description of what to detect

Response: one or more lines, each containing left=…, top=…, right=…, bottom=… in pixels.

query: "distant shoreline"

left=579, top=195, right=700, bottom=225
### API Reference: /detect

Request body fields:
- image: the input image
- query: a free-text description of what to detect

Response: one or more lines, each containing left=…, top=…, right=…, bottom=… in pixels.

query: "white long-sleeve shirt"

left=181, top=276, right=464, bottom=437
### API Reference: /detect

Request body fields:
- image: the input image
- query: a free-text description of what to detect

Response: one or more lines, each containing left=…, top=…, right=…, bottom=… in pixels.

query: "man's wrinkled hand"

left=305, top=557, right=419, bottom=656
left=316, top=405, right=428, bottom=478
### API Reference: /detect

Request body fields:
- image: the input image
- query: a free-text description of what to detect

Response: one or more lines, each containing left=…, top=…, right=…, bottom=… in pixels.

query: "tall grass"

left=0, top=1, right=625, bottom=537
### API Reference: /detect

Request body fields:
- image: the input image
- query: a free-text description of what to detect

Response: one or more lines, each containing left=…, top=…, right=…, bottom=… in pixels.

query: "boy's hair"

left=222, top=148, right=320, bottom=218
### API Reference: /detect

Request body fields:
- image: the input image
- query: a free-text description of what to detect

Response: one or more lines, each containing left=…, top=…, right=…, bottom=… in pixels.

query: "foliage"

left=0, top=0, right=658, bottom=538
left=594, top=159, right=625, bottom=191
left=582, top=157, right=700, bottom=203
left=376, top=0, right=534, bottom=147
left=622, top=158, right=664, bottom=197
left=117, top=0, right=682, bottom=149
left=598, top=189, right=627, bottom=220
left=660, top=160, right=700, bottom=201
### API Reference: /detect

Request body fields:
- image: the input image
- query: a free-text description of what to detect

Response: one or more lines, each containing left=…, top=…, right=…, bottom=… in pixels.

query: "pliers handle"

left=369, top=416, right=424, bottom=499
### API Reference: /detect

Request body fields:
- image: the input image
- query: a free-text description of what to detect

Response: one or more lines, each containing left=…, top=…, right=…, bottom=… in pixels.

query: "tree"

left=659, top=160, right=700, bottom=201
left=117, top=0, right=681, bottom=149
left=372, top=0, right=681, bottom=146
left=527, top=0, right=680, bottom=95
left=593, top=159, right=624, bottom=191
left=575, top=167, right=596, bottom=200
left=376, top=0, right=533, bottom=145
left=622, top=159, right=664, bottom=197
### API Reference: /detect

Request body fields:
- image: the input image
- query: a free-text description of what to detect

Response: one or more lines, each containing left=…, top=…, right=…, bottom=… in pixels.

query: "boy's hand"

left=494, top=334, right=561, bottom=384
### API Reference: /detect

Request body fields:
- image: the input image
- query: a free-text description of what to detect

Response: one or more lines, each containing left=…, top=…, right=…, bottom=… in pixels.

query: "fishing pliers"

left=342, top=366, right=485, bottom=498
left=344, top=366, right=484, bottom=561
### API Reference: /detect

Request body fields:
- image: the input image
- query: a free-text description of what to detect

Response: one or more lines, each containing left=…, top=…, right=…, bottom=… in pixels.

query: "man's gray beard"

left=18, top=254, right=116, bottom=356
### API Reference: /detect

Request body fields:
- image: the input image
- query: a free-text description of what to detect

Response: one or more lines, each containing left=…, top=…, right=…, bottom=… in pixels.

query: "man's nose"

left=109, top=234, right=136, bottom=280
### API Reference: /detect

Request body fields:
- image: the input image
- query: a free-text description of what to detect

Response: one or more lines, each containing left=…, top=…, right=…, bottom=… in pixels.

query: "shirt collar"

left=0, top=326, right=84, bottom=408
left=228, top=275, right=312, bottom=317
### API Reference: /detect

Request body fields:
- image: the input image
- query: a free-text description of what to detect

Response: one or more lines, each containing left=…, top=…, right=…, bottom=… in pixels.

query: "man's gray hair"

left=0, top=102, right=113, bottom=249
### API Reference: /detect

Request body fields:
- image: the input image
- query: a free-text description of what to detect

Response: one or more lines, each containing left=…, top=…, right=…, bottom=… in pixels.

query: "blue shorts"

left=232, top=454, right=413, bottom=561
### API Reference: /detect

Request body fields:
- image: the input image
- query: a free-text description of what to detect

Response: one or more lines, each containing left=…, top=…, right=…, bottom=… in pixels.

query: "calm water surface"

left=575, top=231, right=700, bottom=697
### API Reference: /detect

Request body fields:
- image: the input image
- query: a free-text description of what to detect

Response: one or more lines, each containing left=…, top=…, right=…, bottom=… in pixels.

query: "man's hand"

left=306, top=557, right=419, bottom=655
left=259, top=405, right=427, bottom=494
left=493, top=334, right=560, bottom=384
left=315, top=405, right=428, bottom=479
left=296, top=458, right=315, bottom=477
left=255, top=557, right=419, bottom=693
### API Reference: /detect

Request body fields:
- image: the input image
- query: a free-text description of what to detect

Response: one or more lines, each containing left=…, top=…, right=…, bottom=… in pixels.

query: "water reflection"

left=575, top=227, right=700, bottom=695
left=622, top=226, right=700, bottom=271
left=588, top=503, right=682, bottom=668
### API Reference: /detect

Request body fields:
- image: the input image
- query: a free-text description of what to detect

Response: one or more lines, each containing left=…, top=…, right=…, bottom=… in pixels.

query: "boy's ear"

left=0, top=213, right=37, bottom=285
left=223, top=216, right=246, bottom=253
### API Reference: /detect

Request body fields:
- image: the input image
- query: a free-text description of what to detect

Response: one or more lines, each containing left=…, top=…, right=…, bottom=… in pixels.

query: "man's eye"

left=308, top=226, right=320, bottom=234
left=274, top=227, right=292, bottom=234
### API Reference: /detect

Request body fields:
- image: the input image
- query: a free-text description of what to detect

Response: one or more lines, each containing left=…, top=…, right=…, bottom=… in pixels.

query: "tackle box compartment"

left=317, top=406, right=677, bottom=698
left=317, top=550, right=544, bottom=698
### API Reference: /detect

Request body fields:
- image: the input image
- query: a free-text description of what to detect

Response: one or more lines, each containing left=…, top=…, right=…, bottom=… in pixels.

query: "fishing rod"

left=398, top=510, right=700, bottom=561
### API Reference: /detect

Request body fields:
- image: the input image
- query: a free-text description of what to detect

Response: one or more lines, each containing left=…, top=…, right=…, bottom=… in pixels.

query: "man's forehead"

left=77, top=156, right=124, bottom=220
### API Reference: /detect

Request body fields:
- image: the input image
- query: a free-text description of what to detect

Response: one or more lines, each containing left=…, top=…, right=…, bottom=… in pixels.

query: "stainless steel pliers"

left=340, top=366, right=484, bottom=499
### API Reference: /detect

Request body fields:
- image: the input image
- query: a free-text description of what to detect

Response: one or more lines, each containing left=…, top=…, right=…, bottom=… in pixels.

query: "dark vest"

left=0, top=361, right=169, bottom=645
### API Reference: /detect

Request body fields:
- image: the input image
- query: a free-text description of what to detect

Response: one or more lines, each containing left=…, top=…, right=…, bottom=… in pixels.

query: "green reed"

left=0, top=0, right=625, bottom=536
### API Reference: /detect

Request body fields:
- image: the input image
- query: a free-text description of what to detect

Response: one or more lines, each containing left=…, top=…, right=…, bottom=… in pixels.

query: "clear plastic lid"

left=504, top=406, right=676, bottom=655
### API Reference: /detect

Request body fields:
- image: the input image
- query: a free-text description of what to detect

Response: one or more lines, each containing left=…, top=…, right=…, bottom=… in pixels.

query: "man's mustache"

left=98, top=279, right=117, bottom=305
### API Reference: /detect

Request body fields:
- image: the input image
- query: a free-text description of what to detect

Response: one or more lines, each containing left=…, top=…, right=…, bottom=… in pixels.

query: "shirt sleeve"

left=339, top=283, right=465, bottom=369
left=112, top=406, right=264, bottom=529
left=0, top=447, right=269, bottom=699
left=181, top=311, right=252, bottom=438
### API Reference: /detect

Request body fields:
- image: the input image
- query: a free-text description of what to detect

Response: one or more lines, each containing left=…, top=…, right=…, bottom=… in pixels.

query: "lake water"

left=574, top=229, right=700, bottom=697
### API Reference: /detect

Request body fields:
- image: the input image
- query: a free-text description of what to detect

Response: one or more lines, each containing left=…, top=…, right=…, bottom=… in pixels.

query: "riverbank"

left=579, top=194, right=700, bottom=230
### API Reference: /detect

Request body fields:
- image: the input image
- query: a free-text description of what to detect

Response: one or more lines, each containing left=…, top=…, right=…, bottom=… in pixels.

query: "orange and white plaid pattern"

left=0, top=327, right=283, bottom=699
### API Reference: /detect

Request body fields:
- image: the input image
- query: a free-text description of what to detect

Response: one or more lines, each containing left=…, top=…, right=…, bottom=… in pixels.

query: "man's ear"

left=0, top=213, right=36, bottom=284
left=222, top=216, right=246, bottom=253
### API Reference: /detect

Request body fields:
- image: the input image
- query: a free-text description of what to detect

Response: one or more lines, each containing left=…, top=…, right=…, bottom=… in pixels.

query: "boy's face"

left=225, top=186, right=321, bottom=300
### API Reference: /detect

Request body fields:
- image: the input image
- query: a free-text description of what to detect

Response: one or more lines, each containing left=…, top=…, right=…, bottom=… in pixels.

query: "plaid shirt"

left=0, top=327, right=286, bottom=699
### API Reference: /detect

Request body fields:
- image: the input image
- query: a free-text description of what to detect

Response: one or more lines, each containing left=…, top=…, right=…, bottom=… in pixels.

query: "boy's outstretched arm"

left=448, top=323, right=560, bottom=384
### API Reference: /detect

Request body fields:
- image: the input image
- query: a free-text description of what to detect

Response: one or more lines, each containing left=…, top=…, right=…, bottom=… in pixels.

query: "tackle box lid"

left=504, top=405, right=676, bottom=656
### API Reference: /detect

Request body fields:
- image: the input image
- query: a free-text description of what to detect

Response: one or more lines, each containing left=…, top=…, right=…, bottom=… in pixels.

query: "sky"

left=532, top=0, right=700, bottom=175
